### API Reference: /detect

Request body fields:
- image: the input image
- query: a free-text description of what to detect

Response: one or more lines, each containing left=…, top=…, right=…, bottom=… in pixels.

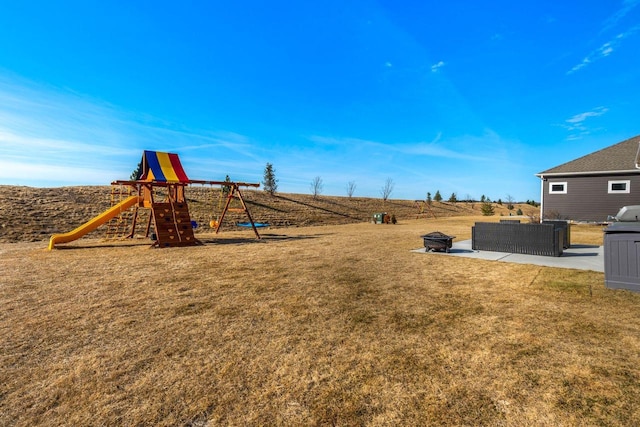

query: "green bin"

left=372, top=212, right=387, bottom=224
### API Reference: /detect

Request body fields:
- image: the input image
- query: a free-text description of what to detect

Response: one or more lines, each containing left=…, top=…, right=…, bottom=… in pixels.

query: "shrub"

left=545, top=210, right=564, bottom=220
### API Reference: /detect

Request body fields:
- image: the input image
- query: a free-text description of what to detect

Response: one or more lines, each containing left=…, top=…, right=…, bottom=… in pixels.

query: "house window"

left=549, top=182, right=567, bottom=194
left=608, top=180, right=630, bottom=194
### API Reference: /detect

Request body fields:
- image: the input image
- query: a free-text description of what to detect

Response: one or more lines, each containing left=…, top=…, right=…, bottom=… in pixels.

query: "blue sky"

left=1, top=1, right=639, bottom=201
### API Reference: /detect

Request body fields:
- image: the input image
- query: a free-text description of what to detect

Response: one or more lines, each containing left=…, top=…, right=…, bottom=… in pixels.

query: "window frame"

left=608, top=180, right=631, bottom=194
left=549, top=181, right=567, bottom=194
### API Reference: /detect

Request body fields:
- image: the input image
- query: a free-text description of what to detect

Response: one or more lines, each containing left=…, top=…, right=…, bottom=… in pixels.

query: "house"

left=536, top=135, right=640, bottom=222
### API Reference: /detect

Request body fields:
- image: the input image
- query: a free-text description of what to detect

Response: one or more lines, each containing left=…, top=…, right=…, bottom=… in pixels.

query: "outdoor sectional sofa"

left=472, top=221, right=568, bottom=257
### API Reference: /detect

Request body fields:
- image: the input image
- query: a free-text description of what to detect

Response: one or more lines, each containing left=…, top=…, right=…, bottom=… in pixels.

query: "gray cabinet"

left=604, top=223, right=640, bottom=292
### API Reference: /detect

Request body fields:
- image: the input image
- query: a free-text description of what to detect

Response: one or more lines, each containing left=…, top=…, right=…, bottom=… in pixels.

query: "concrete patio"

left=413, top=239, right=604, bottom=272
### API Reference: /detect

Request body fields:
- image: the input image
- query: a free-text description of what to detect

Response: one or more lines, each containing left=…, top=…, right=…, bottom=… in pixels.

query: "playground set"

left=48, top=150, right=262, bottom=249
left=414, top=200, right=437, bottom=219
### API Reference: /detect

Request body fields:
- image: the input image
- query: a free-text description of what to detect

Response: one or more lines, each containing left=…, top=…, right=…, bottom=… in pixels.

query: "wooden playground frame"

left=414, top=200, right=437, bottom=219
left=48, top=151, right=263, bottom=249
left=111, top=179, right=262, bottom=245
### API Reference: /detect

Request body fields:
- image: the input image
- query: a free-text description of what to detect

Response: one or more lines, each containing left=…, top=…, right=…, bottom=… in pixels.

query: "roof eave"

left=536, top=169, right=640, bottom=178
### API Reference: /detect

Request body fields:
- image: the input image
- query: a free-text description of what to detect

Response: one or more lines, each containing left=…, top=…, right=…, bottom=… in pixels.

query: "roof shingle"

left=538, top=135, right=640, bottom=175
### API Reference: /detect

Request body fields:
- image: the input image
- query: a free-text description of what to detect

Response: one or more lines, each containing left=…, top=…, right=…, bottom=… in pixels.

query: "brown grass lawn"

left=2, top=216, right=639, bottom=426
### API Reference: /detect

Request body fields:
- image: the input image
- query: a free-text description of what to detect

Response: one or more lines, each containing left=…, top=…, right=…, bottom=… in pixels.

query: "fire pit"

left=421, top=231, right=455, bottom=253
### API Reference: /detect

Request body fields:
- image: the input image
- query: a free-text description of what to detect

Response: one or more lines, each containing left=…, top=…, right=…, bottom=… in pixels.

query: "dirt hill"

left=0, top=185, right=539, bottom=243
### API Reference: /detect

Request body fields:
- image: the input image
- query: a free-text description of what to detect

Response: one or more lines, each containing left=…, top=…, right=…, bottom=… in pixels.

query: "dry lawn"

left=2, top=217, right=639, bottom=426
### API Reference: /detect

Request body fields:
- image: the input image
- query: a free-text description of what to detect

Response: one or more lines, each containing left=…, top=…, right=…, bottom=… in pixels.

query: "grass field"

left=2, top=216, right=639, bottom=426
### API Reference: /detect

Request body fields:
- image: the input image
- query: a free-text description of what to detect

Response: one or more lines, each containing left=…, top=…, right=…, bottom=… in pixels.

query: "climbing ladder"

left=105, top=185, right=137, bottom=239
left=151, top=200, right=200, bottom=247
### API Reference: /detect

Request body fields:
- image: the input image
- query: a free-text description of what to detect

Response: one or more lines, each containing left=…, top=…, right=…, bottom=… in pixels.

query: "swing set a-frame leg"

left=213, top=184, right=261, bottom=239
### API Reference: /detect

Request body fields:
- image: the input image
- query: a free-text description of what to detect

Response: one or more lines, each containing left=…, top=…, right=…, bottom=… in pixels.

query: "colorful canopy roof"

left=137, top=150, right=189, bottom=182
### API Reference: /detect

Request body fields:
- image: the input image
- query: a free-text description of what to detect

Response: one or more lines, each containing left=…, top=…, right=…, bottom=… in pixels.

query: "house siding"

left=542, top=174, right=640, bottom=222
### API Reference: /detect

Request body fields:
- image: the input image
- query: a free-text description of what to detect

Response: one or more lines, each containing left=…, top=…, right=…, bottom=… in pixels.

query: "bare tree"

left=465, top=193, right=475, bottom=209
left=346, top=181, right=356, bottom=198
left=381, top=178, right=394, bottom=201
left=310, top=176, right=323, bottom=199
left=506, top=194, right=515, bottom=210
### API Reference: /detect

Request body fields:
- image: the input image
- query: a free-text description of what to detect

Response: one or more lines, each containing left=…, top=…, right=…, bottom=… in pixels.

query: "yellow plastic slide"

left=48, top=195, right=142, bottom=250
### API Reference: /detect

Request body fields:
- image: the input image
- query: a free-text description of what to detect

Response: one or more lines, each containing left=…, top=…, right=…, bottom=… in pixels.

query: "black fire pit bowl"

left=421, top=231, right=455, bottom=253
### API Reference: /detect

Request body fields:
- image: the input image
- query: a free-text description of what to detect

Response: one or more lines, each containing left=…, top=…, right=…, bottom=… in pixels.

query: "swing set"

left=206, top=179, right=262, bottom=236
left=48, top=150, right=264, bottom=249
left=414, top=200, right=437, bottom=219
left=209, top=182, right=270, bottom=231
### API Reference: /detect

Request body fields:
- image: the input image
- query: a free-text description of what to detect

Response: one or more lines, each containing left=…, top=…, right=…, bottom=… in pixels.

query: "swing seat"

left=237, top=222, right=270, bottom=228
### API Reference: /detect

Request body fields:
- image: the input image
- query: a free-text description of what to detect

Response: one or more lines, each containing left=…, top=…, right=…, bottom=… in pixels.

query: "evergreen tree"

left=262, top=163, right=278, bottom=196
left=434, top=190, right=443, bottom=202
left=426, top=192, right=432, bottom=205
left=130, top=160, right=142, bottom=181
left=448, top=192, right=457, bottom=203
left=481, top=201, right=495, bottom=216
left=222, top=175, right=232, bottom=197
